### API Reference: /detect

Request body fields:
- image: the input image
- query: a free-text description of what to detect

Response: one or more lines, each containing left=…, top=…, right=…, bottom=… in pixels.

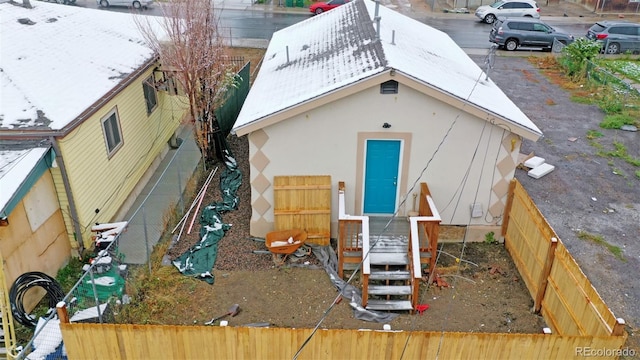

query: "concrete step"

left=369, top=270, right=411, bottom=281
left=366, top=300, right=413, bottom=311
left=368, top=285, right=412, bottom=295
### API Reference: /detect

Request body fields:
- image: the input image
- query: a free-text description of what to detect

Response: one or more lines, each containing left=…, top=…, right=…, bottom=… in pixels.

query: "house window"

left=380, top=80, right=398, bottom=94
left=102, top=108, right=123, bottom=156
left=143, top=75, right=158, bottom=114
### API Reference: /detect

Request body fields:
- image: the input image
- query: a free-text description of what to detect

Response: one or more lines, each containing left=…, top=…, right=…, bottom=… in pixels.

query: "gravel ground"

left=476, top=53, right=640, bottom=350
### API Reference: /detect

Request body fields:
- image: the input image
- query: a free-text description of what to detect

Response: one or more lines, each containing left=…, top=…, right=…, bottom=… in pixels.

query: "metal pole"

left=177, top=158, right=184, bottom=214
left=88, top=267, right=103, bottom=323
left=143, top=206, right=151, bottom=274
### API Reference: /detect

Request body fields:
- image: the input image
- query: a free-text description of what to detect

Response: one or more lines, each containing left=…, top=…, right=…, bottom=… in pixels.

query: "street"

left=46, top=0, right=592, bottom=49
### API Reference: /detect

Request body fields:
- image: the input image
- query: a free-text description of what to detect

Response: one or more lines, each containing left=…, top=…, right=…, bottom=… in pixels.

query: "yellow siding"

left=57, top=62, right=188, bottom=249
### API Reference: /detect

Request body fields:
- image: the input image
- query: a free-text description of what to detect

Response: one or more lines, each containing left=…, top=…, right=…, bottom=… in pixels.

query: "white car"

left=475, top=0, right=540, bottom=24
left=97, top=0, right=153, bottom=9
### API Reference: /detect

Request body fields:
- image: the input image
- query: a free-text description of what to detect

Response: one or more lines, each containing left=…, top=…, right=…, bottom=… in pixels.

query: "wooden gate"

left=273, top=175, right=331, bottom=246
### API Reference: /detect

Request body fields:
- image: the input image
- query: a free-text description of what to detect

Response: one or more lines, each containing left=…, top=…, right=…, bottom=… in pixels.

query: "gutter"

left=50, top=136, right=85, bottom=255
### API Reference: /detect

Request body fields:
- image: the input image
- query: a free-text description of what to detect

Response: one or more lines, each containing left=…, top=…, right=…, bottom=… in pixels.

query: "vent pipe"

left=391, top=30, right=395, bottom=45
left=374, top=0, right=381, bottom=40
left=286, top=46, right=290, bottom=63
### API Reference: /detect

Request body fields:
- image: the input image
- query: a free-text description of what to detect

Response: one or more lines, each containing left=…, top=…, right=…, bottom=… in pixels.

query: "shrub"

left=559, top=38, right=602, bottom=79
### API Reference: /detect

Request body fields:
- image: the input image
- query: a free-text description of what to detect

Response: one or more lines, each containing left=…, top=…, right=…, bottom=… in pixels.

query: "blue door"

left=363, top=140, right=401, bottom=214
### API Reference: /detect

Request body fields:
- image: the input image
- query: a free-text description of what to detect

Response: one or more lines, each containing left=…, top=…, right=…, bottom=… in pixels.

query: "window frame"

left=101, top=107, right=124, bottom=158
left=143, top=74, right=158, bottom=115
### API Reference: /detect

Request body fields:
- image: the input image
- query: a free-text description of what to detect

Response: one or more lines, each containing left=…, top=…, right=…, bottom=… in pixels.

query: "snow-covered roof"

left=0, top=147, right=49, bottom=215
left=233, top=0, right=542, bottom=138
left=0, top=2, right=160, bottom=131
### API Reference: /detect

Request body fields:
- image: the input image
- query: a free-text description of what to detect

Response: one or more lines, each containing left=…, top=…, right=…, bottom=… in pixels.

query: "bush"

left=559, top=38, right=602, bottom=79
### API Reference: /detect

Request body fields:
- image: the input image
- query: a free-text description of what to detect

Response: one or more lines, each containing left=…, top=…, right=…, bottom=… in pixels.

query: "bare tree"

left=136, top=0, right=237, bottom=164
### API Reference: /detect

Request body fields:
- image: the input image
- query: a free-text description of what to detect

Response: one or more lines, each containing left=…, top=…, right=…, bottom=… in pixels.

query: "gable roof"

left=0, top=2, right=160, bottom=131
left=232, top=0, right=542, bottom=140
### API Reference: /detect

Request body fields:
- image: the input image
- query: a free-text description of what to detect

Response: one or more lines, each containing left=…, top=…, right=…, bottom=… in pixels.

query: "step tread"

left=369, top=270, right=411, bottom=280
left=366, top=300, right=414, bottom=311
left=369, top=253, right=408, bottom=265
left=368, top=285, right=412, bottom=295
left=342, top=251, right=362, bottom=257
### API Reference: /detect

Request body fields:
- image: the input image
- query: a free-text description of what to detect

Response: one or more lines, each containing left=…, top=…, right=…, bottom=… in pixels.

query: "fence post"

left=87, top=267, right=103, bottom=323
left=56, top=302, right=69, bottom=324
left=142, top=205, right=151, bottom=274
left=177, top=158, right=184, bottom=214
left=534, top=237, right=558, bottom=313
left=612, top=318, right=626, bottom=336
left=501, top=179, right=517, bottom=239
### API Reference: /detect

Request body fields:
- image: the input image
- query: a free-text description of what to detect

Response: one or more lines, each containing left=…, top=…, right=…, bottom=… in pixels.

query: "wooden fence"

left=502, top=179, right=626, bottom=338
left=54, top=178, right=628, bottom=359
left=273, top=175, right=331, bottom=245
left=60, top=323, right=627, bottom=360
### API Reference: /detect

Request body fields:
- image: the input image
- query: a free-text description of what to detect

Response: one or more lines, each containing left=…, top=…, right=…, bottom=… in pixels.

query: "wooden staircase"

left=364, top=238, right=413, bottom=311
left=338, top=182, right=441, bottom=313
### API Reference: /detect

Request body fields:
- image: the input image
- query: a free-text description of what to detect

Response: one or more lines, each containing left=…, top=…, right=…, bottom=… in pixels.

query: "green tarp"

left=173, top=149, right=242, bottom=284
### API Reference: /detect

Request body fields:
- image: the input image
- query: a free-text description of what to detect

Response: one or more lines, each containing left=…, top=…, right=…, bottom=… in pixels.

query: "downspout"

left=49, top=136, right=85, bottom=255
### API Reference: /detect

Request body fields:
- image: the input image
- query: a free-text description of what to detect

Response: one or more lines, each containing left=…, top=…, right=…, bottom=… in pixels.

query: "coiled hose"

left=9, top=271, right=65, bottom=328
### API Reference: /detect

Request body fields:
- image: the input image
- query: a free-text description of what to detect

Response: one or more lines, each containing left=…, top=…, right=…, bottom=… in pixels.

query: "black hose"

left=9, top=272, right=65, bottom=328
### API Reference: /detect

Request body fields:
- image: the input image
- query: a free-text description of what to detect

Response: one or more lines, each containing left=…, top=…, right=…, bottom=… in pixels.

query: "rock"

left=621, top=125, right=637, bottom=132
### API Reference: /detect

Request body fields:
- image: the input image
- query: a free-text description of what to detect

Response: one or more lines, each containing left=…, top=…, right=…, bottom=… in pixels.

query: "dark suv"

left=489, top=18, right=574, bottom=51
left=586, top=21, right=640, bottom=54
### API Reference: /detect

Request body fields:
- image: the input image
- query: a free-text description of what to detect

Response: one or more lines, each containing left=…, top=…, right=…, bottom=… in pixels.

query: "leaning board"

left=273, top=175, right=331, bottom=246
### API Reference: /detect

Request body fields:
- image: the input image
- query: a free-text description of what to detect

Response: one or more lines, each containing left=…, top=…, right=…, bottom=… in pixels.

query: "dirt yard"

left=148, top=47, right=547, bottom=334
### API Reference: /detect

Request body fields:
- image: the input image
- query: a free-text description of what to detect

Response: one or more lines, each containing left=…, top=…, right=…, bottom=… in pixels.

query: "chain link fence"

left=16, top=237, right=126, bottom=359
left=586, top=58, right=640, bottom=99
left=117, top=128, right=201, bottom=268
left=15, top=129, right=202, bottom=359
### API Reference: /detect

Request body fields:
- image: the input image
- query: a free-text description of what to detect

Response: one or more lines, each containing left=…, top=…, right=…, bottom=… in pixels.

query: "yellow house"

left=0, top=1, right=189, bottom=267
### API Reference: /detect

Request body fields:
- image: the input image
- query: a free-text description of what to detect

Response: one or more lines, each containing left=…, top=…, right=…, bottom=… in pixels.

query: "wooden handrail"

left=337, top=181, right=370, bottom=275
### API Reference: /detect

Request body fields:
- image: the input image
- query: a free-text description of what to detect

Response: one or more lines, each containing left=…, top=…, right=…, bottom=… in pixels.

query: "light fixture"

left=383, top=122, right=391, bottom=129
left=390, top=69, right=396, bottom=76
left=0, top=216, right=8, bottom=226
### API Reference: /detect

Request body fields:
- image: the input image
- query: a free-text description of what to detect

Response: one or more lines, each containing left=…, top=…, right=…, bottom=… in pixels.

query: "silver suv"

left=586, top=21, right=640, bottom=54
left=475, top=0, right=540, bottom=25
left=490, top=18, right=574, bottom=51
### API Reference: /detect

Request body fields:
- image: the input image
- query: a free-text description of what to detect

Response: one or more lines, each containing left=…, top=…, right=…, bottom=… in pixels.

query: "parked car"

left=489, top=18, right=574, bottom=51
left=586, top=21, right=640, bottom=54
left=97, top=0, right=152, bottom=9
left=475, top=0, right=540, bottom=24
left=309, top=0, right=350, bottom=15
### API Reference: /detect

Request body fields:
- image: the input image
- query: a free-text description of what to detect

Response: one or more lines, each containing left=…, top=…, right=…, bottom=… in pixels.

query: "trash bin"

left=285, top=0, right=293, bottom=7
left=295, top=0, right=304, bottom=7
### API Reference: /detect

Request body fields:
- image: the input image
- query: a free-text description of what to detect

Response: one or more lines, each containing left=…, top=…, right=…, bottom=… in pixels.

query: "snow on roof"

left=233, top=0, right=542, bottom=137
left=0, top=147, right=49, bottom=215
left=0, top=2, right=161, bottom=131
